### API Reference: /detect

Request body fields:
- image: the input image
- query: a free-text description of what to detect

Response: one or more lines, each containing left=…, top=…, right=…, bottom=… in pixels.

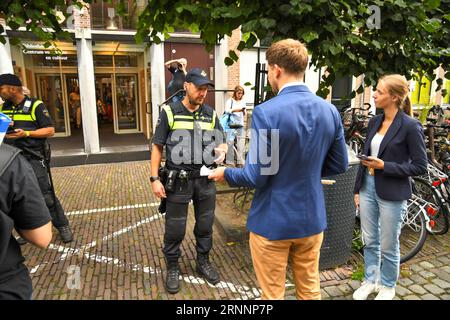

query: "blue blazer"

left=353, top=110, right=427, bottom=201
left=224, top=85, right=348, bottom=240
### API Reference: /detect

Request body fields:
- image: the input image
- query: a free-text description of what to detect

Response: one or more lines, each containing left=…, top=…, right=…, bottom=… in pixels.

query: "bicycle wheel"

left=413, top=177, right=449, bottom=235
left=400, top=195, right=428, bottom=264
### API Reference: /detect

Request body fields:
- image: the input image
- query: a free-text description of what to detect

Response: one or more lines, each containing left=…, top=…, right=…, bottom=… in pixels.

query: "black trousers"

left=28, top=157, right=69, bottom=228
left=163, top=177, right=216, bottom=262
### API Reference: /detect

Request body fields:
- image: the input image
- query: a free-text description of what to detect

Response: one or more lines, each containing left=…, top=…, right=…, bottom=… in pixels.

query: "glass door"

left=114, top=74, right=140, bottom=133
left=35, top=74, right=69, bottom=136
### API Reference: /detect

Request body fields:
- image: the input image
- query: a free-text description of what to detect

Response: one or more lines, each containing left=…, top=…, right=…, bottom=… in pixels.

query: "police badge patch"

left=43, top=109, right=50, bottom=118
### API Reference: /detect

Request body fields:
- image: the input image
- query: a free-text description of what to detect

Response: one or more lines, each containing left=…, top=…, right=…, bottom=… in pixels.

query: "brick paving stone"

left=437, top=256, right=450, bottom=265
left=347, top=280, right=361, bottom=291
left=403, top=295, right=421, bottom=300
left=423, top=284, right=445, bottom=295
left=421, top=293, right=440, bottom=300
left=419, top=261, right=435, bottom=269
left=431, top=269, right=450, bottom=283
left=409, top=265, right=423, bottom=273
left=324, top=286, right=344, bottom=297
left=398, top=278, right=414, bottom=287
left=320, top=289, right=330, bottom=299
left=431, top=279, right=450, bottom=290
left=395, top=285, right=412, bottom=297
left=419, top=270, right=437, bottom=280
left=441, top=294, right=450, bottom=300
left=337, top=284, right=352, bottom=295
left=409, top=285, right=427, bottom=295
left=441, top=266, right=450, bottom=274
left=409, top=275, right=428, bottom=285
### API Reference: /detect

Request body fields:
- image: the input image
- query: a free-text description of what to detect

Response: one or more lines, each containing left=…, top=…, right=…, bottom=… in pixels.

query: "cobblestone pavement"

left=21, top=161, right=449, bottom=300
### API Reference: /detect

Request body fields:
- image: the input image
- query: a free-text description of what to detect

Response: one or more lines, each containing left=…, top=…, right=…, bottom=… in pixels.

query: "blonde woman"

left=353, top=75, right=427, bottom=300
left=225, top=85, right=246, bottom=166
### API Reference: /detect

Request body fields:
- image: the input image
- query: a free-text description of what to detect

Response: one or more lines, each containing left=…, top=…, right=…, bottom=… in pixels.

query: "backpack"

left=219, top=113, right=231, bottom=132
left=0, top=144, right=20, bottom=266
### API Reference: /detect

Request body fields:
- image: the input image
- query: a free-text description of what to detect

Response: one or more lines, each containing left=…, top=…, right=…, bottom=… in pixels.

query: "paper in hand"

left=200, top=165, right=213, bottom=176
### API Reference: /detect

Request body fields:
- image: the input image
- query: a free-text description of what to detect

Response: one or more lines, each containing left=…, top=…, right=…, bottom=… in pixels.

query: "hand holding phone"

left=357, top=154, right=370, bottom=161
left=6, top=126, right=16, bottom=134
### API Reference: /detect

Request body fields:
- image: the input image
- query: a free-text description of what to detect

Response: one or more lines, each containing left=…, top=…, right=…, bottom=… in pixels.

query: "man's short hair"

left=266, top=39, right=308, bottom=76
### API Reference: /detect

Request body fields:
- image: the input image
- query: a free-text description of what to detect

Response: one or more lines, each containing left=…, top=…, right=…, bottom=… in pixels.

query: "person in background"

left=224, top=85, right=246, bottom=166
left=165, top=58, right=187, bottom=103
left=69, top=86, right=81, bottom=129
left=352, top=74, right=427, bottom=300
left=0, top=73, right=74, bottom=243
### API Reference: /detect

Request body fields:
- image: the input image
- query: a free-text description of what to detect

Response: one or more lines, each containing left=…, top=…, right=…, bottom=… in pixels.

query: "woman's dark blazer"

left=353, top=110, right=427, bottom=201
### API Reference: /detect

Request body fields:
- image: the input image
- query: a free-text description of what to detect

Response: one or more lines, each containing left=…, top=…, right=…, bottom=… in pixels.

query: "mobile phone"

left=6, top=126, right=16, bottom=134
left=357, top=154, right=370, bottom=161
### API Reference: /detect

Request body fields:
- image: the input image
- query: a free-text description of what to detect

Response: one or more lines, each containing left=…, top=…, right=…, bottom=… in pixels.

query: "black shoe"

left=196, top=254, right=220, bottom=285
left=165, top=261, right=180, bottom=294
left=16, top=237, right=27, bottom=245
left=58, top=225, right=73, bottom=243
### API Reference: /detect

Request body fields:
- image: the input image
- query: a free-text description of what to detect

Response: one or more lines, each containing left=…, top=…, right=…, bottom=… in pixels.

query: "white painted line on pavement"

left=66, top=202, right=160, bottom=216
left=81, top=213, right=163, bottom=250
left=44, top=242, right=261, bottom=299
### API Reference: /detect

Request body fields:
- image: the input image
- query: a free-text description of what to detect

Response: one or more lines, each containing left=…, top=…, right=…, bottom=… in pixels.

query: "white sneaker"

left=353, top=281, right=380, bottom=300
left=374, top=286, right=396, bottom=300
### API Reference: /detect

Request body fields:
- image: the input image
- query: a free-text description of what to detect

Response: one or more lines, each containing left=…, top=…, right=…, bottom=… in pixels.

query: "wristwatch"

left=150, top=176, right=160, bottom=183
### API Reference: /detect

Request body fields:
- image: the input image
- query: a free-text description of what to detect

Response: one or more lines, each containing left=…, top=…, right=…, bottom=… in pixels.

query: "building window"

left=90, top=0, right=146, bottom=30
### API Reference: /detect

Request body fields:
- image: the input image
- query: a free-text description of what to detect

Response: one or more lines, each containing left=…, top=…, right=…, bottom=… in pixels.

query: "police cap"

left=185, top=68, right=214, bottom=87
left=0, top=73, right=22, bottom=87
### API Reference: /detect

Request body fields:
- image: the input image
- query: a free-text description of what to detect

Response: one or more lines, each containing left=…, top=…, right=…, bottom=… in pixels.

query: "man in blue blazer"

left=209, top=39, right=348, bottom=299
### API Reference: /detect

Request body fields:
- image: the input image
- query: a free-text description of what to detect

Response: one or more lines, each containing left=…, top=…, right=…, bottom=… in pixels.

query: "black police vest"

left=0, top=97, right=46, bottom=151
left=0, top=97, right=43, bottom=132
left=162, top=102, right=218, bottom=170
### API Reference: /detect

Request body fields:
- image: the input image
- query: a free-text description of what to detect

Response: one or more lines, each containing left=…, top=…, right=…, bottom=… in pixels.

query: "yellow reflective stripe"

left=0, top=104, right=3, bottom=112
left=198, top=122, right=214, bottom=131
left=10, top=114, right=34, bottom=121
left=174, top=115, right=194, bottom=120
left=162, top=105, right=174, bottom=129
left=31, top=100, right=43, bottom=120
left=212, top=111, right=216, bottom=129
left=172, top=121, right=194, bottom=130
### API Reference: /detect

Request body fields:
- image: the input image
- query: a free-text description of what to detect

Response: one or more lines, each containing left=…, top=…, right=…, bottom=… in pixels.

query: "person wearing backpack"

left=224, top=86, right=247, bottom=166
left=0, top=113, right=52, bottom=299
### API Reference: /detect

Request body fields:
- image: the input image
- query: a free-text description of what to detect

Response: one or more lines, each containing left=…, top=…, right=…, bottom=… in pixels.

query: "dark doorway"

left=331, top=76, right=353, bottom=111
left=164, top=42, right=215, bottom=108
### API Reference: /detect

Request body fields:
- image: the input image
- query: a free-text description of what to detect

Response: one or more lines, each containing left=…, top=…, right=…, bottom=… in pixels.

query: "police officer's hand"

left=5, top=128, right=27, bottom=139
left=208, top=167, right=226, bottom=183
left=152, top=180, right=167, bottom=199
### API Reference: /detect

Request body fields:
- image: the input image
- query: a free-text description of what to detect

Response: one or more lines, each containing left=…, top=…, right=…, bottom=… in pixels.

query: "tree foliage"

left=136, top=0, right=450, bottom=97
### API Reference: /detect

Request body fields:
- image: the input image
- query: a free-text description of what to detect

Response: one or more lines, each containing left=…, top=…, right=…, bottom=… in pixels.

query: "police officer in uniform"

left=0, top=74, right=73, bottom=243
left=0, top=124, right=52, bottom=299
left=151, top=68, right=227, bottom=293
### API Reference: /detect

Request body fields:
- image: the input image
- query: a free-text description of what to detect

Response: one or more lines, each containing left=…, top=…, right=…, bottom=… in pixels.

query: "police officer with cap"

left=151, top=68, right=227, bottom=293
left=0, top=73, right=73, bottom=243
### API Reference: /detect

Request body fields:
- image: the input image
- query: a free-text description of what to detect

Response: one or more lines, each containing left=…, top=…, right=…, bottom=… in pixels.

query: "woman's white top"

left=370, top=132, right=384, bottom=157
left=225, top=98, right=246, bottom=126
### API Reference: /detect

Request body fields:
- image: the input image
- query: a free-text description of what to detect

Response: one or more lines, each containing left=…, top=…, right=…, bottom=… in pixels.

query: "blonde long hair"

left=379, top=74, right=412, bottom=116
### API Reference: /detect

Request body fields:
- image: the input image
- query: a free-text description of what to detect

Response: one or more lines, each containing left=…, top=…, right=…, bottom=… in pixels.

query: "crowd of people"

left=0, top=37, right=428, bottom=300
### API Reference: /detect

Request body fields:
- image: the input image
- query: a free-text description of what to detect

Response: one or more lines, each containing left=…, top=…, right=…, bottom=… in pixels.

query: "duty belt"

left=164, top=167, right=202, bottom=180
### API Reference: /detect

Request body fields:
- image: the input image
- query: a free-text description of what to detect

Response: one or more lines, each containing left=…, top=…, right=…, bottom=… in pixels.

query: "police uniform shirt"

left=153, top=101, right=225, bottom=171
left=0, top=96, right=53, bottom=151
left=0, top=151, right=51, bottom=296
